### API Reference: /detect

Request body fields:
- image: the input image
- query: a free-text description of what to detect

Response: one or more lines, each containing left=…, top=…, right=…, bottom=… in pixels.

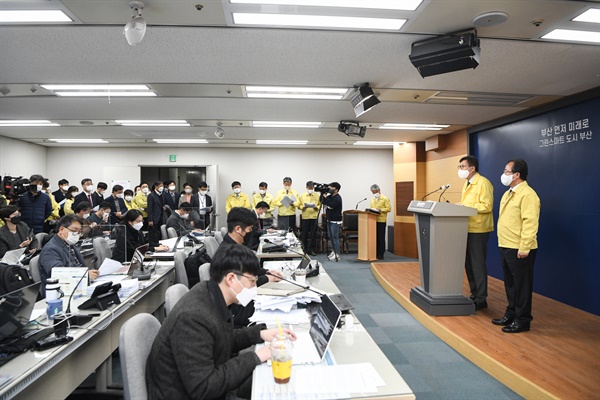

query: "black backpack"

left=0, top=262, right=35, bottom=296
left=184, top=247, right=212, bottom=288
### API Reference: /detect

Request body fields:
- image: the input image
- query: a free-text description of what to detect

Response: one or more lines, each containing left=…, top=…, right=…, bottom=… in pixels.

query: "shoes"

left=491, top=316, right=514, bottom=326
left=327, top=252, right=335, bottom=260
left=502, top=322, right=530, bottom=333
left=308, top=250, right=317, bottom=256
left=474, top=301, right=488, bottom=310
left=335, top=255, right=340, bottom=262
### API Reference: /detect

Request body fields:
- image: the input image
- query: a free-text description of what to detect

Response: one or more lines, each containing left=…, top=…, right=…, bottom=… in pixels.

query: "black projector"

left=409, top=32, right=480, bottom=78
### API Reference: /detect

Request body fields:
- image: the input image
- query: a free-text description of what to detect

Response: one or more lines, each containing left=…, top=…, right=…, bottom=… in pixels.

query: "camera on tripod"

left=311, top=182, right=331, bottom=195
left=2, top=175, right=30, bottom=204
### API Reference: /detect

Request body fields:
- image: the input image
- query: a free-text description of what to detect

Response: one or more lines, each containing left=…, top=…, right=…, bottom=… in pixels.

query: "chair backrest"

left=165, top=283, right=189, bottom=316
left=34, top=232, right=47, bottom=250
left=29, top=255, right=41, bottom=283
left=173, top=250, right=189, bottom=288
left=203, top=237, right=219, bottom=259
left=167, top=227, right=178, bottom=239
left=160, top=224, right=168, bottom=241
left=343, top=211, right=359, bottom=232
left=119, top=313, right=161, bottom=400
left=214, top=231, right=223, bottom=244
left=93, top=237, right=112, bottom=267
left=198, top=262, right=211, bottom=282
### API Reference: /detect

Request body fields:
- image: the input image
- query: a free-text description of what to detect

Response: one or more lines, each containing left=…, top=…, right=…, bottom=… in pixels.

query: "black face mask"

left=328, top=188, right=335, bottom=194
left=242, top=230, right=252, bottom=245
left=10, top=216, right=21, bottom=225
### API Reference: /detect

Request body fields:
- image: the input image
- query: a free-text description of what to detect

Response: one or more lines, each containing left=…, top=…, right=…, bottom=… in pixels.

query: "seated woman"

left=111, top=209, right=168, bottom=263
left=63, top=186, right=79, bottom=215
left=0, top=205, right=39, bottom=259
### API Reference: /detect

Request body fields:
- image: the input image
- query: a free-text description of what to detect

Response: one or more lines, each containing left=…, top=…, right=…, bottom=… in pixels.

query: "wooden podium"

left=348, top=210, right=378, bottom=261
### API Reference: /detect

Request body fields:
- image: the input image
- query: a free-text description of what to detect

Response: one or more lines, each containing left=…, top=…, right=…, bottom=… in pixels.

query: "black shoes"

left=474, top=301, right=488, bottom=310
left=502, top=322, right=530, bottom=333
left=491, top=316, right=514, bottom=326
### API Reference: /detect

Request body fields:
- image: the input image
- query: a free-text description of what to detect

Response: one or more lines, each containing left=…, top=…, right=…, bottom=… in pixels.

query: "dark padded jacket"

left=18, top=191, right=52, bottom=234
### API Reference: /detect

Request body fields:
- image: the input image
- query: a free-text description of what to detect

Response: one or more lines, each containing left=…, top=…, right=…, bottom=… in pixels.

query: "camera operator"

left=18, top=174, right=53, bottom=234
left=322, top=182, right=342, bottom=262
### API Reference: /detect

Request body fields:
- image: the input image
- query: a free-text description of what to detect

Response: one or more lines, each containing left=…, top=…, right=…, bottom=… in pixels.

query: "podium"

left=346, top=210, right=378, bottom=261
left=407, top=200, right=477, bottom=316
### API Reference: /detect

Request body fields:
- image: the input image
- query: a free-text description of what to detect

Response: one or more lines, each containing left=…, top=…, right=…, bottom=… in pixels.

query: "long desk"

left=256, top=233, right=304, bottom=259
left=252, top=263, right=415, bottom=399
left=0, top=263, right=175, bottom=400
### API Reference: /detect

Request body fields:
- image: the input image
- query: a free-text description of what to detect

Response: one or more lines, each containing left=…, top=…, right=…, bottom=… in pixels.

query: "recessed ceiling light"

left=252, top=121, right=321, bottom=128
left=573, top=8, right=600, bottom=24
left=233, top=13, right=406, bottom=31
left=256, top=140, right=308, bottom=145
left=353, top=141, right=398, bottom=146
left=116, top=120, right=190, bottom=126
left=230, top=0, right=422, bottom=11
left=53, top=92, right=157, bottom=97
left=541, top=29, right=600, bottom=44
left=41, top=84, right=150, bottom=91
left=49, top=139, right=108, bottom=143
left=153, top=139, right=208, bottom=144
left=245, top=86, right=348, bottom=100
left=0, top=120, right=60, bottom=127
left=378, top=123, right=450, bottom=130
left=0, top=10, right=72, bottom=23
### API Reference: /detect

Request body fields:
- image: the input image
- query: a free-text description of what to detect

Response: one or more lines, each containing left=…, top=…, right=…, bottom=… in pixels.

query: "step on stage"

left=371, top=262, right=600, bottom=400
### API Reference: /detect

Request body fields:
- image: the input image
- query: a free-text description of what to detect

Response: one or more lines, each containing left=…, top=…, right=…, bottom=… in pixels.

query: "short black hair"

left=29, top=174, right=44, bottom=183
left=97, top=182, right=108, bottom=190
left=164, top=180, right=175, bottom=186
left=57, top=214, right=84, bottom=231
left=255, top=201, right=269, bottom=209
left=112, top=184, right=124, bottom=193
left=151, top=181, right=162, bottom=191
left=42, top=179, right=50, bottom=189
left=123, top=209, right=143, bottom=223
left=460, top=155, right=479, bottom=172
left=124, top=189, right=134, bottom=196
left=306, top=181, right=314, bottom=188
left=209, top=243, right=260, bottom=282
left=0, top=205, right=19, bottom=220
left=259, top=182, right=268, bottom=188
left=231, top=181, right=241, bottom=188
left=227, top=207, right=257, bottom=233
left=183, top=182, right=192, bottom=189
left=81, top=178, right=92, bottom=186
left=99, top=202, right=112, bottom=210
left=179, top=202, right=192, bottom=212
left=283, top=177, right=292, bottom=183
left=74, top=201, right=92, bottom=214
left=199, top=181, right=208, bottom=189
left=509, top=159, right=528, bottom=181
left=58, top=179, right=69, bottom=186
left=330, top=182, right=341, bottom=191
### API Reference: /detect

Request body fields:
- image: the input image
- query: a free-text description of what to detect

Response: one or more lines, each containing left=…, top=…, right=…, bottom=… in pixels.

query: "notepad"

left=257, top=281, right=306, bottom=296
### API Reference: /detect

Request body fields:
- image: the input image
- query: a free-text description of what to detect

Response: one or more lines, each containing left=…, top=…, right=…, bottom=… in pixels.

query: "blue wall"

left=471, top=96, right=600, bottom=315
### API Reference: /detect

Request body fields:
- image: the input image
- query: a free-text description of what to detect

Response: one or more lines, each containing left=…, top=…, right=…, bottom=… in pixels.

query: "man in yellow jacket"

left=225, top=181, right=251, bottom=213
left=274, top=177, right=299, bottom=232
left=369, top=184, right=392, bottom=260
left=492, top=159, right=540, bottom=334
left=251, top=182, right=274, bottom=219
left=457, top=156, right=494, bottom=310
left=298, top=181, right=321, bottom=256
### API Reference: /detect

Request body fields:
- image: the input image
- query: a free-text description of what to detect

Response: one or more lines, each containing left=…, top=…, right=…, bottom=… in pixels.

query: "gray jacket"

left=39, top=234, right=86, bottom=293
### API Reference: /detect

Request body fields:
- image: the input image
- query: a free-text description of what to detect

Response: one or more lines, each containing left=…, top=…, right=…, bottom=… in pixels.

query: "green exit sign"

left=169, top=154, right=176, bottom=162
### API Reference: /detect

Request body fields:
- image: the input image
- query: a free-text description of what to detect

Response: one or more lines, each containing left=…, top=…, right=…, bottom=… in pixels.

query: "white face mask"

left=82, top=213, right=90, bottom=219
left=142, top=187, right=149, bottom=194
left=133, top=221, right=144, bottom=231
left=35, top=184, right=43, bottom=192
left=116, top=193, right=124, bottom=198
left=374, top=192, right=381, bottom=199
left=231, top=276, right=257, bottom=307
left=501, top=173, right=514, bottom=187
left=65, top=231, right=80, bottom=245
left=86, top=185, right=94, bottom=193
left=259, top=189, right=266, bottom=195
left=181, top=213, right=189, bottom=219
left=458, top=169, right=470, bottom=180
left=61, top=185, right=69, bottom=191
left=157, top=187, right=164, bottom=193
left=103, top=212, right=110, bottom=219
left=284, top=185, right=291, bottom=192
left=125, top=195, right=133, bottom=202
left=200, top=190, right=207, bottom=196
left=307, top=189, right=313, bottom=195
left=185, top=188, right=192, bottom=194
left=168, top=185, right=176, bottom=191
left=233, top=188, right=241, bottom=194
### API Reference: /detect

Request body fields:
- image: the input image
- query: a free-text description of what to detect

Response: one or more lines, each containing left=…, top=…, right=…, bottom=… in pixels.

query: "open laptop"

left=112, top=244, right=149, bottom=275
left=0, top=282, right=41, bottom=341
left=291, top=294, right=342, bottom=365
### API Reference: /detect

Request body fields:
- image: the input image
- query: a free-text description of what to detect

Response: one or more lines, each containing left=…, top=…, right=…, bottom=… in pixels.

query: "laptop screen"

left=0, top=282, right=41, bottom=341
left=128, top=244, right=149, bottom=274
left=307, top=294, right=341, bottom=360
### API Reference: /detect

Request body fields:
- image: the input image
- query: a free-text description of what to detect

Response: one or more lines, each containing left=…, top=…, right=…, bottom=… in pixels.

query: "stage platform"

left=371, top=262, right=600, bottom=400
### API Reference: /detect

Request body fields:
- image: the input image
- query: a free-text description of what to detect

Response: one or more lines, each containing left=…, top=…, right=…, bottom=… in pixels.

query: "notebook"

left=0, top=282, right=41, bottom=341
left=0, top=247, right=27, bottom=265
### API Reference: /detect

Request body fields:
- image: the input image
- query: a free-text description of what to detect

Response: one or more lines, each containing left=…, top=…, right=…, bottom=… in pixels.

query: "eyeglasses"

left=65, top=226, right=82, bottom=234
left=458, top=164, right=471, bottom=170
left=235, top=273, right=258, bottom=287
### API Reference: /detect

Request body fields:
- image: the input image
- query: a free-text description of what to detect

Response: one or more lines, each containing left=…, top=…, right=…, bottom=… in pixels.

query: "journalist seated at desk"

left=146, top=244, right=296, bottom=400
left=165, top=201, right=198, bottom=236
left=39, top=214, right=99, bottom=295
left=111, top=209, right=168, bottom=263
left=0, top=205, right=38, bottom=259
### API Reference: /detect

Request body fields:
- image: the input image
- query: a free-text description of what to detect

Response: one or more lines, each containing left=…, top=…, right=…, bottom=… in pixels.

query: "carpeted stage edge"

left=371, top=262, right=600, bottom=400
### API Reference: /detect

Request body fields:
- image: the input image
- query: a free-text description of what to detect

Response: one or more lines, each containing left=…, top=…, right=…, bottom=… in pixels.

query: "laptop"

left=112, top=244, right=149, bottom=275
left=291, top=294, right=342, bottom=365
left=0, top=282, right=41, bottom=341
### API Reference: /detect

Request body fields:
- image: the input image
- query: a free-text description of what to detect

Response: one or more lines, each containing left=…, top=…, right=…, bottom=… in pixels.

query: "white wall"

left=0, top=136, right=47, bottom=179
left=45, top=146, right=394, bottom=228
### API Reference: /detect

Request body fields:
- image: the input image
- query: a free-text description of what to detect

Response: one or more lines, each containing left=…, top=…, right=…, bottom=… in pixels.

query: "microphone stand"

left=355, top=198, right=367, bottom=210
left=265, top=271, right=323, bottom=297
left=438, top=186, right=450, bottom=202
left=421, top=187, right=442, bottom=201
left=64, top=260, right=98, bottom=326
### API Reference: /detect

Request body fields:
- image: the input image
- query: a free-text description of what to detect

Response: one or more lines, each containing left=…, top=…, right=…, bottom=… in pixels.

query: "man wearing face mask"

left=369, top=184, right=392, bottom=260
left=322, top=182, right=342, bottom=262
left=299, top=181, right=321, bottom=256
left=190, top=182, right=213, bottom=229
left=166, top=202, right=195, bottom=236
left=52, top=178, right=70, bottom=205
left=146, top=244, right=296, bottom=400
left=0, top=205, right=38, bottom=259
left=132, top=182, right=150, bottom=219
left=274, top=177, right=300, bottom=232
left=162, top=180, right=179, bottom=213
left=39, top=214, right=99, bottom=296
left=91, top=182, right=108, bottom=206
left=18, top=174, right=53, bottom=234
left=123, top=189, right=134, bottom=210
left=147, top=181, right=166, bottom=246
left=225, top=181, right=251, bottom=213
left=87, top=202, right=113, bottom=236
left=493, top=159, right=540, bottom=334
left=456, top=156, right=494, bottom=310
left=251, top=182, right=275, bottom=219
left=106, top=184, right=127, bottom=224
left=73, top=178, right=98, bottom=209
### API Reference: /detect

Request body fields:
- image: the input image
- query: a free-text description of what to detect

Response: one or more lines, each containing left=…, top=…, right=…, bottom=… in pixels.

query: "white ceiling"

left=0, top=0, right=599, bottom=148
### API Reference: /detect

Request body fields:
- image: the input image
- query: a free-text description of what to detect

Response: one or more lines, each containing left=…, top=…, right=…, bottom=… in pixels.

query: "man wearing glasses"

left=492, top=159, right=540, bottom=333
left=146, top=244, right=296, bottom=400
left=39, top=214, right=99, bottom=296
left=457, top=156, right=494, bottom=310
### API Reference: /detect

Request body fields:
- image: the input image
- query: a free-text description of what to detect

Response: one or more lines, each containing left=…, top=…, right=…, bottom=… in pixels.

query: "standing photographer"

left=322, top=182, right=342, bottom=262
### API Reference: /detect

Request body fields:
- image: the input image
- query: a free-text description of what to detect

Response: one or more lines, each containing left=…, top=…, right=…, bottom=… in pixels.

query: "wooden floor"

left=371, top=262, right=600, bottom=400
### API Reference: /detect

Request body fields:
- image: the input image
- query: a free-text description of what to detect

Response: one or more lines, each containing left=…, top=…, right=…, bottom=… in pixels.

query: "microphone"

left=263, top=238, right=306, bottom=259
left=65, top=256, right=96, bottom=314
left=438, top=184, right=451, bottom=202
left=265, top=271, right=323, bottom=297
left=355, top=198, right=367, bottom=210
left=421, top=184, right=450, bottom=201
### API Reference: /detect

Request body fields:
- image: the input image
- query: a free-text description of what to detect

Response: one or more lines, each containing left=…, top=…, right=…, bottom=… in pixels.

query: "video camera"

left=311, top=182, right=331, bottom=195
left=2, top=176, right=30, bottom=204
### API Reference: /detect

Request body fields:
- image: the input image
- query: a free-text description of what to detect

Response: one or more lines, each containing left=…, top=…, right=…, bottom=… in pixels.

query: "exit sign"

left=169, top=154, right=176, bottom=162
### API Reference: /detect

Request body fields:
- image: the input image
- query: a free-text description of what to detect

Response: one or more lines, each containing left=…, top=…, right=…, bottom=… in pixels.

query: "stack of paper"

left=249, top=308, right=309, bottom=325
left=117, top=279, right=140, bottom=299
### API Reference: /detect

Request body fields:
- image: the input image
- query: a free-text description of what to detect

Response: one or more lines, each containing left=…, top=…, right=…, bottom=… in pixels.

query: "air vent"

left=426, top=91, right=534, bottom=106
